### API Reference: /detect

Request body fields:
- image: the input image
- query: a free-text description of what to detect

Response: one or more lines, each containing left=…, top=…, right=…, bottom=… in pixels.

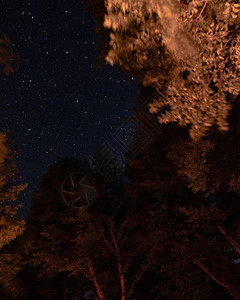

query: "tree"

left=23, top=155, right=165, bottom=300
left=0, top=33, right=20, bottom=75
left=0, top=133, right=27, bottom=298
left=149, top=0, right=240, bottom=140
left=123, top=136, right=240, bottom=298
left=166, top=95, right=240, bottom=196
left=119, top=86, right=240, bottom=298
left=22, top=158, right=95, bottom=299
left=103, top=0, right=176, bottom=88
left=103, top=0, right=240, bottom=140
left=0, top=133, right=27, bottom=249
left=86, top=0, right=112, bottom=68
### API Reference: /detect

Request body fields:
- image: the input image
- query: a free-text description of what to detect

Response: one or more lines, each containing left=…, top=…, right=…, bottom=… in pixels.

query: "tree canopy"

left=0, top=1, right=240, bottom=299
left=103, top=0, right=240, bottom=140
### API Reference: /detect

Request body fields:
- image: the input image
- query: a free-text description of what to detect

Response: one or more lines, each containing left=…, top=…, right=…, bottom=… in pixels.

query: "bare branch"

left=193, top=259, right=240, bottom=299
left=217, top=225, right=240, bottom=256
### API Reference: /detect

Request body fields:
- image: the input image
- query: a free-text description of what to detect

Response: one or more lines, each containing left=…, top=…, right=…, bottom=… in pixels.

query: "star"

left=0, top=0, right=138, bottom=216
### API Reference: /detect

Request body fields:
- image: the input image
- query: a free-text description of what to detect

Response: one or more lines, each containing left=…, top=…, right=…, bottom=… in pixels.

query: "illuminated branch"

left=217, top=225, right=240, bottom=256
left=109, top=221, right=126, bottom=300
left=127, top=262, right=149, bottom=299
left=100, top=227, right=114, bottom=253
left=193, top=259, right=240, bottom=299
left=195, top=0, right=208, bottom=23
left=85, top=254, right=105, bottom=300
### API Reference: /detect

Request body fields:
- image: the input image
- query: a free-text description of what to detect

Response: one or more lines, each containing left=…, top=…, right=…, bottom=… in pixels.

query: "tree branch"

left=100, top=227, right=114, bottom=253
left=195, top=0, right=208, bottom=23
left=109, top=222, right=126, bottom=300
left=217, top=225, right=240, bottom=256
left=85, top=254, right=105, bottom=300
left=193, top=259, right=240, bottom=299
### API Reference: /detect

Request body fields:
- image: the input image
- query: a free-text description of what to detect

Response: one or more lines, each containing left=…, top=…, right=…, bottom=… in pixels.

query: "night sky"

left=0, top=0, right=139, bottom=214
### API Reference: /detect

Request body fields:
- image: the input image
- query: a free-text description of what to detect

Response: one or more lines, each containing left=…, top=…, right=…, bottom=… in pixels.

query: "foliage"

left=0, top=2, right=240, bottom=297
left=0, top=133, right=27, bottom=298
left=103, top=0, right=175, bottom=88
left=0, top=33, right=20, bottom=75
left=0, top=133, right=27, bottom=249
left=1, top=126, right=240, bottom=299
left=23, top=157, right=161, bottom=299
left=122, top=112, right=240, bottom=298
left=149, top=0, right=240, bottom=140
left=166, top=96, right=240, bottom=195
left=103, top=0, right=240, bottom=140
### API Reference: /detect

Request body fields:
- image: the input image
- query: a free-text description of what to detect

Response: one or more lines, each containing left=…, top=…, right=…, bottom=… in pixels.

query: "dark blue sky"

left=0, top=0, right=139, bottom=213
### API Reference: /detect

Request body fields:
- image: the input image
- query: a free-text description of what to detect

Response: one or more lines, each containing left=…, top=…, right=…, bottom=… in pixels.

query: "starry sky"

left=0, top=0, right=139, bottom=214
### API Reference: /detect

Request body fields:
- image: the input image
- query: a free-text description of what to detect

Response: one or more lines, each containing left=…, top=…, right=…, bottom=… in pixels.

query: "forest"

left=0, top=0, right=240, bottom=299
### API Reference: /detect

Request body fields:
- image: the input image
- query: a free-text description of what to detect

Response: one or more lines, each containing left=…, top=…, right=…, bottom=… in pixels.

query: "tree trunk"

left=85, top=254, right=105, bottom=300
left=109, top=224, right=126, bottom=300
